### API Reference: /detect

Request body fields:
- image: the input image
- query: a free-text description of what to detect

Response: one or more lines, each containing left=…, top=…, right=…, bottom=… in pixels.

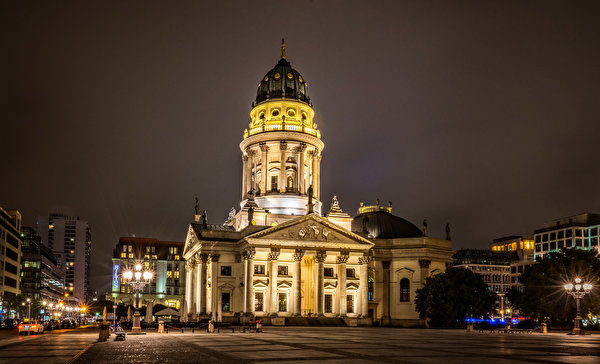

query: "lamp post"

left=564, top=277, right=592, bottom=335
left=122, top=263, right=153, bottom=333
left=25, top=298, right=31, bottom=320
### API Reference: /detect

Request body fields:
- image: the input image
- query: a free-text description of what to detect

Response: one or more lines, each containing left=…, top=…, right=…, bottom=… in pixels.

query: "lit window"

left=254, top=264, right=265, bottom=275
left=128, top=253, right=134, bottom=259
left=346, top=295, right=354, bottom=313
left=174, top=271, right=180, bottom=279
left=174, top=255, right=180, bottom=260
left=166, top=271, right=172, bottom=278
left=221, top=266, right=232, bottom=276
left=278, top=292, right=287, bottom=312
left=254, top=292, right=264, bottom=312
left=400, top=278, right=410, bottom=302
left=277, top=266, right=288, bottom=276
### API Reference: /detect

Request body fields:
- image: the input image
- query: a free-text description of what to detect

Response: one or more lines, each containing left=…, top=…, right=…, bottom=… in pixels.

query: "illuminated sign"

left=112, top=264, right=120, bottom=290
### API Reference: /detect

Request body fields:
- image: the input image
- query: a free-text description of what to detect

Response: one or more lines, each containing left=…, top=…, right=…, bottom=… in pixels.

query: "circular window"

left=287, top=73, right=293, bottom=79
left=301, top=112, right=307, bottom=121
left=287, top=109, right=295, bottom=117
left=259, top=112, right=265, bottom=120
left=298, top=76, right=303, bottom=83
left=271, top=109, right=280, bottom=117
left=264, top=76, right=269, bottom=82
left=274, top=73, right=281, bottom=80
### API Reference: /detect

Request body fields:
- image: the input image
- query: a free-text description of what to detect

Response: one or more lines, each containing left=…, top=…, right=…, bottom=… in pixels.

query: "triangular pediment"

left=244, top=213, right=373, bottom=249
left=183, top=225, right=199, bottom=258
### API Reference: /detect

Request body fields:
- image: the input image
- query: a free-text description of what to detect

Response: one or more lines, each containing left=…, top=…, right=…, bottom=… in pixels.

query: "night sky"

left=2, top=1, right=599, bottom=295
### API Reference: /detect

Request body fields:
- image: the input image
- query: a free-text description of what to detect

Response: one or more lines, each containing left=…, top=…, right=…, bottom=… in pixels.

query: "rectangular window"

left=535, top=244, right=541, bottom=252
left=221, top=266, right=232, bottom=276
left=550, top=232, right=556, bottom=241
left=346, top=295, right=354, bottom=313
left=535, top=235, right=541, bottom=243
left=166, top=271, right=172, bottom=278
left=576, top=239, right=583, bottom=247
left=591, top=227, right=598, bottom=236
left=277, top=265, right=288, bottom=276
left=542, top=243, right=549, bottom=251
left=324, top=267, right=334, bottom=277
left=566, top=229, right=573, bottom=238
left=346, top=268, right=355, bottom=278
left=128, top=245, right=133, bottom=252
left=254, top=292, right=264, bottom=312
left=278, top=292, right=287, bottom=312
left=550, top=242, right=557, bottom=251
left=174, top=271, right=180, bottom=279
left=222, top=292, right=230, bottom=312
left=122, top=245, right=127, bottom=252
left=254, top=264, right=265, bottom=275
left=566, top=238, right=572, bottom=247
left=271, top=176, right=278, bottom=191
left=575, top=229, right=583, bottom=237
left=128, top=253, right=134, bottom=259
left=324, top=294, right=333, bottom=313
left=558, top=231, right=564, bottom=239
left=542, top=234, right=548, bottom=242
left=558, top=240, right=564, bottom=249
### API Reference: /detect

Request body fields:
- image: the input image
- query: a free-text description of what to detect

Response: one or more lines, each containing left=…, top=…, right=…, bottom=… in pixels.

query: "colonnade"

left=241, top=142, right=321, bottom=200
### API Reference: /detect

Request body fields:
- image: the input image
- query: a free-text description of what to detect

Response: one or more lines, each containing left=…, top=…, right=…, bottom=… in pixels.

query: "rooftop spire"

left=281, top=38, right=286, bottom=59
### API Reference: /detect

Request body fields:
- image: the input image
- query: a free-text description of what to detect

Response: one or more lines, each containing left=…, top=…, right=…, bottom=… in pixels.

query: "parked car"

left=18, top=321, right=44, bottom=335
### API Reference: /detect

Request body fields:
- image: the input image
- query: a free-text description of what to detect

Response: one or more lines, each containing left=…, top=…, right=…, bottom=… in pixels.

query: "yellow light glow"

left=565, top=283, right=574, bottom=290
left=575, top=277, right=582, bottom=284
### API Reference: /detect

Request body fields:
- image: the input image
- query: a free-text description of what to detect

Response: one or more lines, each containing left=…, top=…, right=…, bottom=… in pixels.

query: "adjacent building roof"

left=453, top=249, right=519, bottom=265
left=351, top=209, right=423, bottom=239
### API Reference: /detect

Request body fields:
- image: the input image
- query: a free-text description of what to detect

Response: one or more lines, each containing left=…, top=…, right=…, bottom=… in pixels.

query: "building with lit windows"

left=111, top=237, right=186, bottom=309
left=182, top=41, right=454, bottom=327
left=36, top=213, right=91, bottom=301
left=20, top=226, right=65, bottom=302
left=533, top=213, right=600, bottom=259
left=0, top=206, right=22, bottom=298
left=452, top=249, right=517, bottom=294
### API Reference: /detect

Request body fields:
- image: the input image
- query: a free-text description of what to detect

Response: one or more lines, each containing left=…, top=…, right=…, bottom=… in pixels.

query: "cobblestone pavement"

left=71, top=327, right=600, bottom=363
left=0, top=327, right=97, bottom=364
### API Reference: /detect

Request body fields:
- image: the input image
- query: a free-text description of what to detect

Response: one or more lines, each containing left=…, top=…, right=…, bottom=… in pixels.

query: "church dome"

left=351, top=205, right=423, bottom=239
left=255, top=41, right=310, bottom=105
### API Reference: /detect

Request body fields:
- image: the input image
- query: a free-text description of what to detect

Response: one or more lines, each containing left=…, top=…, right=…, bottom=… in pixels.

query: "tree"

left=507, top=249, right=600, bottom=325
left=415, top=267, right=496, bottom=327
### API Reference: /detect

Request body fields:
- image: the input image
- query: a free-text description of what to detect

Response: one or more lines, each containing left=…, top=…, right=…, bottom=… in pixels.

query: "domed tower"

left=239, top=39, right=323, bottom=219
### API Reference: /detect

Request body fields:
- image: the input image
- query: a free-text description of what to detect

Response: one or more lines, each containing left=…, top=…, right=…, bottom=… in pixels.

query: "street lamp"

left=122, top=263, right=153, bottom=333
left=564, top=277, right=593, bottom=335
left=24, top=298, right=31, bottom=320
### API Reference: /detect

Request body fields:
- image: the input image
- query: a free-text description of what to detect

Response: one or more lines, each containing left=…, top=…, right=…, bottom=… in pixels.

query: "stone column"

left=311, top=150, right=319, bottom=199
left=292, top=249, right=304, bottom=315
left=359, top=256, right=369, bottom=317
left=242, top=154, right=248, bottom=199
left=245, top=248, right=255, bottom=314
left=186, top=261, right=195, bottom=317
left=297, top=143, right=306, bottom=194
left=314, top=154, right=321, bottom=200
left=419, top=259, right=431, bottom=284
left=260, top=143, right=269, bottom=194
left=247, top=149, right=255, bottom=194
left=199, top=254, right=208, bottom=315
left=210, top=254, right=220, bottom=320
left=279, top=141, right=287, bottom=193
left=337, top=253, right=349, bottom=316
left=315, top=250, right=326, bottom=315
left=195, top=259, right=202, bottom=315
left=381, top=260, right=390, bottom=324
left=269, top=248, right=280, bottom=315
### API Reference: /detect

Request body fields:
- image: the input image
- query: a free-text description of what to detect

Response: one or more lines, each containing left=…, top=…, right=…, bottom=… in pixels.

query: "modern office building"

left=20, top=226, right=65, bottom=302
left=36, top=213, right=92, bottom=301
left=111, top=237, right=186, bottom=310
left=490, top=236, right=535, bottom=286
left=533, top=213, right=600, bottom=259
left=0, top=206, right=22, bottom=298
left=452, top=249, right=518, bottom=294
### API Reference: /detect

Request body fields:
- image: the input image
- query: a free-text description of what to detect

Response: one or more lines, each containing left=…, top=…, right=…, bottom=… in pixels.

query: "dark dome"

left=351, top=211, right=424, bottom=239
left=256, top=58, right=310, bottom=105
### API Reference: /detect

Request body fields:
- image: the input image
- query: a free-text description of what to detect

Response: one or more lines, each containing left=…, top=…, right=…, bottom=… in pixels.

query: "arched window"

left=400, top=278, right=410, bottom=302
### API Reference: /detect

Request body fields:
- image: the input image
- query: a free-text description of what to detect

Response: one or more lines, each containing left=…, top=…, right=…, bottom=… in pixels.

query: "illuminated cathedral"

left=182, top=40, right=454, bottom=326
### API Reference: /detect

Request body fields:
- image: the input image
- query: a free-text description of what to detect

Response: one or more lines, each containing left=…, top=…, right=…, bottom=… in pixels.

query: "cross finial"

left=281, top=38, right=286, bottom=59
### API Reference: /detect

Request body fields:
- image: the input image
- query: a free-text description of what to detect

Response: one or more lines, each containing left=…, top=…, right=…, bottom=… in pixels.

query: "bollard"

left=98, top=323, right=109, bottom=342
left=541, top=323, right=547, bottom=334
left=466, top=323, right=474, bottom=332
left=192, top=328, right=195, bottom=333
left=158, top=320, right=165, bottom=334
left=208, top=320, right=215, bottom=333
left=182, top=328, right=184, bottom=333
